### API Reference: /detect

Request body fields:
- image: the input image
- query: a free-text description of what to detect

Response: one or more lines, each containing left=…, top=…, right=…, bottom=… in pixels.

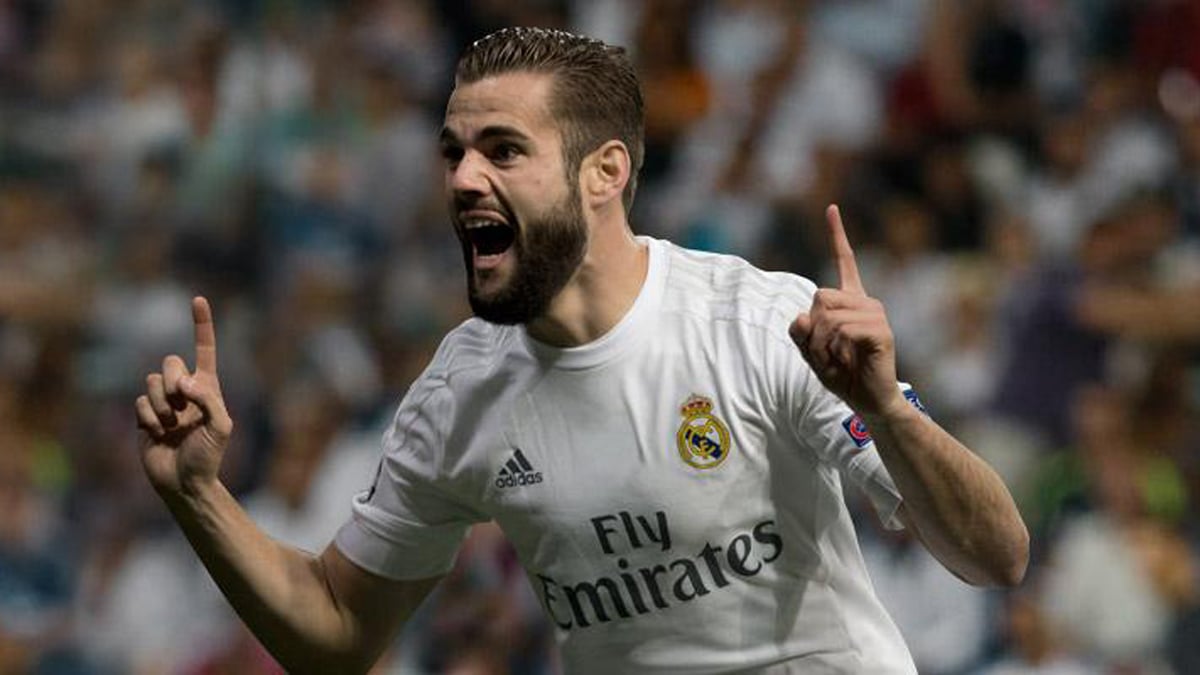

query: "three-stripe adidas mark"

left=495, top=448, right=543, bottom=489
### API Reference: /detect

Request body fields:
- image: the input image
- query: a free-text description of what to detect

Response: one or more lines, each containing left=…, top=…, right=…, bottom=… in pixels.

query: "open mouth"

left=464, top=222, right=516, bottom=257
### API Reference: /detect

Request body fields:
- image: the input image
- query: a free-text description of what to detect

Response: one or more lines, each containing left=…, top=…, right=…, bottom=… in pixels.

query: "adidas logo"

left=495, top=448, right=544, bottom=489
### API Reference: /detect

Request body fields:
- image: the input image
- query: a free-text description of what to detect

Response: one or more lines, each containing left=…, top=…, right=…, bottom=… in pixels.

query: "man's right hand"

left=135, top=296, right=233, bottom=498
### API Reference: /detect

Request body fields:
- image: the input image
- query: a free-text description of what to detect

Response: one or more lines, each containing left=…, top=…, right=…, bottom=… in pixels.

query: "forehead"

left=444, top=71, right=559, bottom=139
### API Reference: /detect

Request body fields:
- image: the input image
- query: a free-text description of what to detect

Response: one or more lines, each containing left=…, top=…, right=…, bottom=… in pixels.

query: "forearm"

left=161, top=480, right=373, bottom=673
left=790, top=205, right=1029, bottom=584
left=135, top=296, right=413, bottom=672
left=864, top=404, right=1029, bottom=587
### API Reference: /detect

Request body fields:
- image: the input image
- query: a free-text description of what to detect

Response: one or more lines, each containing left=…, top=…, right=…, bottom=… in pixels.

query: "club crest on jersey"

left=676, top=394, right=732, bottom=470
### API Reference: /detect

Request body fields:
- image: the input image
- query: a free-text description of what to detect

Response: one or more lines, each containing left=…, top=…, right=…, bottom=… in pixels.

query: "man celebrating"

left=135, top=27, right=1027, bottom=674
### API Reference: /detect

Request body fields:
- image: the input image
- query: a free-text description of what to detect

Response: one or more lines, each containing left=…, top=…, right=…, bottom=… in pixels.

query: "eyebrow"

left=439, top=124, right=532, bottom=146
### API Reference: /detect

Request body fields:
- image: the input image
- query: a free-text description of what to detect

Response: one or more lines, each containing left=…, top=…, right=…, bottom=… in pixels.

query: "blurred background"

left=0, top=0, right=1199, bottom=673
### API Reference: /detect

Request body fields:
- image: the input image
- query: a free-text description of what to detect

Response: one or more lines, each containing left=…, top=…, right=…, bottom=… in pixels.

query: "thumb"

left=789, top=313, right=813, bottom=348
left=180, top=375, right=234, bottom=439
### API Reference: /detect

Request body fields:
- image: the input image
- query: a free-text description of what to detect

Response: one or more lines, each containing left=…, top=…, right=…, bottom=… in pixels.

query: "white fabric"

left=336, top=237, right=915, bottom=674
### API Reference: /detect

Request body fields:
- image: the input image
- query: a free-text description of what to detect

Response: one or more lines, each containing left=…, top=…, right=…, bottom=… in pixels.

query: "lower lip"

left=473, top=246, right=512, bottom=271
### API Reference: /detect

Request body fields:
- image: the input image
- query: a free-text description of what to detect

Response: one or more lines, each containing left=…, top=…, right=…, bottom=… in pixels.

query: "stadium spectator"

left=0, top=2, right=1196, bottom=671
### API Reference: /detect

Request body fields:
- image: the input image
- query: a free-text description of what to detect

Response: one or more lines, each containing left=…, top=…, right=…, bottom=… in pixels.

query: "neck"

left=526, top=216, right=649, bottom=347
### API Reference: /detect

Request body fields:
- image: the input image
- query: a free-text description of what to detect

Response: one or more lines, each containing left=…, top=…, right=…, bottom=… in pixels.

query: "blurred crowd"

left=0, top=0, right=1198, bottom=673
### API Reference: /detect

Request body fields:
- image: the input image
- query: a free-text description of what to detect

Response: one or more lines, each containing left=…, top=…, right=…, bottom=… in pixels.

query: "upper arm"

left=316, top=543, right=441, bottom=671
left=770, top=311, right=906, bottom=529
left=335, top=335, right=484, bottom=580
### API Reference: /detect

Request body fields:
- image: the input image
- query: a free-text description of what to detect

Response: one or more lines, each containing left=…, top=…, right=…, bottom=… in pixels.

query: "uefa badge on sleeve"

left=841, top=413, right=873, bottom=448
left=841, top=387, right=928, bottom=449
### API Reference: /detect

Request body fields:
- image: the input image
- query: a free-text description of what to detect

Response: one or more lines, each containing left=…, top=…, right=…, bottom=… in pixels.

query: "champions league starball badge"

left=676, top=394, right=732, bottom=470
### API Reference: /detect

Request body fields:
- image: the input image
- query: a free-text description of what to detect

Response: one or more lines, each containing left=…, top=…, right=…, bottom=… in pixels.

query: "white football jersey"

left=336, top=237, right=918, bottom=674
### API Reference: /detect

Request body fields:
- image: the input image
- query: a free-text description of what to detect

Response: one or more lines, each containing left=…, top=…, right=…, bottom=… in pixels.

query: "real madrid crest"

left=676, top=394, right=732, bottom=470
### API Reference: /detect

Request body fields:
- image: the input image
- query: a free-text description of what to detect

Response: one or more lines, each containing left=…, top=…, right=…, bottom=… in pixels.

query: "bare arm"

left=136, top=297, right=438, bottom=673
left=162, top=479, right=438, bottom=673
left=864, top=403, right=1028, bottom=586
left=790, top=207, right=1029, bottom=587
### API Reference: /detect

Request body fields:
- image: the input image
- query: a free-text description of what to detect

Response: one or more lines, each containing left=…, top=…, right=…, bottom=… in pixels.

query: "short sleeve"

left=789, top=368, right=908, bottom=530
left=335, top=363, right=484, bottom=579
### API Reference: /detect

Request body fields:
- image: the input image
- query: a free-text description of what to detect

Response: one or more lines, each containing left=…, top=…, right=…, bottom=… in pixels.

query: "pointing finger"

left=826, top=205, right=866, bottom=296
left=192, top=297, right=218, bottom=375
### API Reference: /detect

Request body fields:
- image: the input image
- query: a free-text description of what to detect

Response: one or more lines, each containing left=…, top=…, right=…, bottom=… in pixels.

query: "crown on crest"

left=680, top=395, right=714, bottom=417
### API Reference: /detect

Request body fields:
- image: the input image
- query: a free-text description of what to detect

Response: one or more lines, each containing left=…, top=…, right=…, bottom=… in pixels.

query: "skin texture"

left=790, top=206, right=1029, bottom=586
left=136, top=298, right=437, bottom=673
left=441, top=71, right=647, bottom=347
left=442, top=74, right=589, bottom=325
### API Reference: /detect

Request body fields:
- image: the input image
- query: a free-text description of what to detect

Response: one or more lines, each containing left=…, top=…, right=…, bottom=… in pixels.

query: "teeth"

left=463, top=218, right=507, bottom=230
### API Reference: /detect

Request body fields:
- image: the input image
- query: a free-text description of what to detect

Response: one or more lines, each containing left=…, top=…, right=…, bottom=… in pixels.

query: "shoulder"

left=397, top=318, right=526, bottom=423
left=658, top=240, right=819, bottom=328
left=424, top=318, right=522, bottom=385
left=384, top=318, right=524, bottom=466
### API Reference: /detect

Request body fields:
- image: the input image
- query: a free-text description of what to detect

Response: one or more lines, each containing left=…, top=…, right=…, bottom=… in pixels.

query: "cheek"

left=515, top=174, right=570, bottom=218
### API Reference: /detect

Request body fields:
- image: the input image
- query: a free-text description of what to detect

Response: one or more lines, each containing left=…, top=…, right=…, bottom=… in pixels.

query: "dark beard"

left=463, top=186, right=587, bottom=325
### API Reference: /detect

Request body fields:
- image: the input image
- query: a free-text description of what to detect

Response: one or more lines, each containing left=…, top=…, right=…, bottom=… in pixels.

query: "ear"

left=580, top=140, right=631, bottom=210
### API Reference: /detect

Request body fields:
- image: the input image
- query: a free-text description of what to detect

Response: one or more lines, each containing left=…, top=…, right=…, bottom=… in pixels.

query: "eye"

left=490, top=142, right=522, bottom=164
left=440, top=144, right=464, bottom=167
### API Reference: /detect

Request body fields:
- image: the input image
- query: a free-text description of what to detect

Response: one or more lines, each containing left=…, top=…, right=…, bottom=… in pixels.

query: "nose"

left=448, top=150, right=491, bottom=197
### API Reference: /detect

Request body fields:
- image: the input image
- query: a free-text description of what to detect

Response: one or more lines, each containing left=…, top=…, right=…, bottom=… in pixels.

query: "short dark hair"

left=455, top=27, right=645, bottom=212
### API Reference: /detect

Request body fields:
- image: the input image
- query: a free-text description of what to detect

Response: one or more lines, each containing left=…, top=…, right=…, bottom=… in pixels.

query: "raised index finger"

left=192, top=296, right=218, bottom=375
left=826, top=204, right=866, bottom=295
